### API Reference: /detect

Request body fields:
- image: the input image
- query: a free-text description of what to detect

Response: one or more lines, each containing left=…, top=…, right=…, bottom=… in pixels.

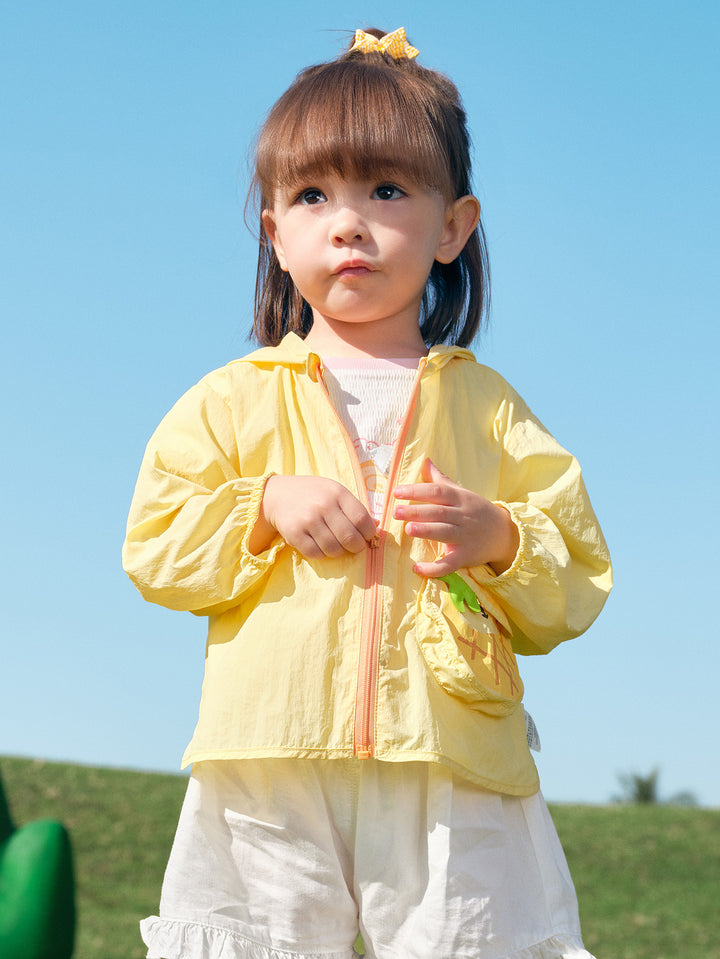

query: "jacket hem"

left=181, top=745, right=357, bottom=770
left=373, top=747, right=540, bottom=796
left=180, top=745, right=540, bottom=796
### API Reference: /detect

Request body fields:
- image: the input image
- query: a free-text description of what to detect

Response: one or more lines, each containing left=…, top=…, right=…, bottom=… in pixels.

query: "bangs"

left=255, top=59, right=456, bottom=203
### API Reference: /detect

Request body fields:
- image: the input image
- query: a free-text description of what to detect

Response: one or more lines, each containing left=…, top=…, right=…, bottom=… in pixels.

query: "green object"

left=437, top=571, right=484, bottom=615
left=0, top=772, right=75, bottom=959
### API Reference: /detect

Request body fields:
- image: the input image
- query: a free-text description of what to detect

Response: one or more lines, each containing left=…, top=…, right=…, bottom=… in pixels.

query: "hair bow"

left=349, top=27, right=419, bottom=60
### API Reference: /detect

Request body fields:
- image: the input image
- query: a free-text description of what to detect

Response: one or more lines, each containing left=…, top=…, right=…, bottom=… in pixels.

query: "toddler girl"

left=123, top=27, right=612, bottom=959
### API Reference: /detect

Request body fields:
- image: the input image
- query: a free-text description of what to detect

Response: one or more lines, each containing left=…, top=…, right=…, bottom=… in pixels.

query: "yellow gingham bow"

left=349, top=27, right=419, bottom=60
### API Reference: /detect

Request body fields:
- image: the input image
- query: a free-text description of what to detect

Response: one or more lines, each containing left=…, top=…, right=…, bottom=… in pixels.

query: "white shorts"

left=141, top=759, right=595, bottom=959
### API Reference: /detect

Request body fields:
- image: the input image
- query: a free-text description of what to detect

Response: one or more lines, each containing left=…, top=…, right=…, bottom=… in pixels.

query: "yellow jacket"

left=123, top=333, right=612, bottom=795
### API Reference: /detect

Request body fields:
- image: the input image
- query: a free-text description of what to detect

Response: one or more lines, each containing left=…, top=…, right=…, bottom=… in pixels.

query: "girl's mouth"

left=334, top=261, right=375, bottom=278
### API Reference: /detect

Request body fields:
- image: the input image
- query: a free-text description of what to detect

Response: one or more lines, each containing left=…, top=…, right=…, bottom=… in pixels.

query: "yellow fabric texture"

left=348, top=28, right=420, bottom=60
left=122, top=334, right=612, bottom=796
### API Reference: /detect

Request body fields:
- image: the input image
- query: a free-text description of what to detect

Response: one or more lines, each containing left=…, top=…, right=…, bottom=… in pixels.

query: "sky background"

left=2, top=1, right=718, bottom=806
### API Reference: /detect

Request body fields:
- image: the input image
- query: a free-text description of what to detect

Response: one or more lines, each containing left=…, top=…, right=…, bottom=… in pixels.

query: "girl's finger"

left=325, top=513, right=374, bottom=554
left=393, top=482, right=457, bottom=504
left=403, top=521, right=459, bottom=543
left=287, top=513, right=361, bottom=559
left=292, top=530, right=331, bottom=560
left=394, top=458, right=459, bottom=504
left=420, top=457, right=452, bottom=485
left=393, top=502, right=455, bottom=523
left=337, top=497, right=378, bottom=543
left=412, top=553, right=463, bottom=577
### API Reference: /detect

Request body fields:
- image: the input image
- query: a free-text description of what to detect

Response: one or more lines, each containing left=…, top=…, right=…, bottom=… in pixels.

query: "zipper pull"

left=369, top=526, right=387, bottom=549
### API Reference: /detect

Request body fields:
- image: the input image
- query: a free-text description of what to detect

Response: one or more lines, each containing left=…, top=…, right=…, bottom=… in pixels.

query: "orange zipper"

left=353, top=528, right=383, bottom=758
left=314, top=355, right=427, bottom=760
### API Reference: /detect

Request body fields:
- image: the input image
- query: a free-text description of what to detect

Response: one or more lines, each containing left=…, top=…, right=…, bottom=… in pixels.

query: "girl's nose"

left=330, top=207, right=367, bottom=245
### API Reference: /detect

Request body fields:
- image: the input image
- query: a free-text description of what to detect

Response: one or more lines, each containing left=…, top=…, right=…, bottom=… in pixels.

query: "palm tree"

left=614, top=768, right=697, bottom=806
left=616, top=768, right=660, bottom=804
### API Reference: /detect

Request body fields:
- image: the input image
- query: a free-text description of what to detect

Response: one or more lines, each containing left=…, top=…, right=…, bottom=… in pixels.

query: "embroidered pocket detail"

left=416, top=577, right=523, bottom=715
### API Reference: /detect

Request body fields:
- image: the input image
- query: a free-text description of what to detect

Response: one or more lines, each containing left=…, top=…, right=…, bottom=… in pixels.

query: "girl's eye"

left=373, top=183, right=405, bottom=201
left=297, top=188, right=326, bottom=205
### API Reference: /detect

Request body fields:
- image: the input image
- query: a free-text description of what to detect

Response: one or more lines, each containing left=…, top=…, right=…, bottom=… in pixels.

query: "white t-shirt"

left=322, top=357, right=419, bottom=520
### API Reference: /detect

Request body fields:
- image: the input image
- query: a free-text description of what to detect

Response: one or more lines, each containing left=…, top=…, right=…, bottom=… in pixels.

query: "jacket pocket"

left=415, top=577, right=523, bottom=715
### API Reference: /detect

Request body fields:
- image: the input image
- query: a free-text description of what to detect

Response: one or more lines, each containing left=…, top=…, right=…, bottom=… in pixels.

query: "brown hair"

left=249, top=29, right=490, bottom=347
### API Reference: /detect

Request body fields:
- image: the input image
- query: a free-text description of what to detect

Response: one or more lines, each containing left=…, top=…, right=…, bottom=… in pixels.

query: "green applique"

left=437, top=572, right=484, bottom=615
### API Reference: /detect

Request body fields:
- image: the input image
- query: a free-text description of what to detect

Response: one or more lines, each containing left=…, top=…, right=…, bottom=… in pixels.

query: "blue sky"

left=2, top=1, right=718, bottom=806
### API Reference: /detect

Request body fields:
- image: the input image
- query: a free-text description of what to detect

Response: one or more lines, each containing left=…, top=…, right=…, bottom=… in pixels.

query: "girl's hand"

left=393, top=458, right=519, bottom=577
left=248, top=475, right=377, bottom=559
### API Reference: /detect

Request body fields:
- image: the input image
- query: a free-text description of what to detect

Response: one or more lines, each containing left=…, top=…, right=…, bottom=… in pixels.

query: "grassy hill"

left=1, top=755, right=718, bottom=959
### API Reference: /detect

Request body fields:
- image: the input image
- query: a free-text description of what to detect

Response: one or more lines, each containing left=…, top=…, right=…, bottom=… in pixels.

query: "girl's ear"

left=435, top=195, right=481, bottom=264
left=261, top=210, right=289, bottom=271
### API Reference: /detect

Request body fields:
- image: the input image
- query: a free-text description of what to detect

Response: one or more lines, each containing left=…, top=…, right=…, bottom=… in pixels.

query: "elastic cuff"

left=480, top=501, right=530, bottom=586
left=241, top=473, right=284, bottom=564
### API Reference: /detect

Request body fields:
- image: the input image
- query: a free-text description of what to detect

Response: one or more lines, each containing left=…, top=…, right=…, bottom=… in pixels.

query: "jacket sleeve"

left=467, top=382, right=612, bottom=656
left=122, top=376, right=285, bottom=616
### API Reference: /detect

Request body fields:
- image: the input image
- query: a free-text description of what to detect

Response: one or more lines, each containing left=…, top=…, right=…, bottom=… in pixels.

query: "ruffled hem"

left=141, top=918, right=593, bottom=959
left=140, top=917, right=358, bottom=959
left=505, top=935, right=596, bottom=959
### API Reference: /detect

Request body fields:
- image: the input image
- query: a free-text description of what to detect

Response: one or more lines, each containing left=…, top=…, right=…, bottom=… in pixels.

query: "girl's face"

left=262, top=173, right=479, bottom=356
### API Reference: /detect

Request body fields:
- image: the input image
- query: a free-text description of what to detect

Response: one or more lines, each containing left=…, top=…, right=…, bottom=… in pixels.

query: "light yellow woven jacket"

left=122, top=333, right=612, bottom=795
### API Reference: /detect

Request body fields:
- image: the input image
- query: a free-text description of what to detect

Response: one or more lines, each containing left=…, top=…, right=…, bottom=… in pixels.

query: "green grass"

left=552, top=803, right=720, bottom=959
left=1, top=756, right=186, bottom=959
left=1, top=756, right=718, bottom=958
